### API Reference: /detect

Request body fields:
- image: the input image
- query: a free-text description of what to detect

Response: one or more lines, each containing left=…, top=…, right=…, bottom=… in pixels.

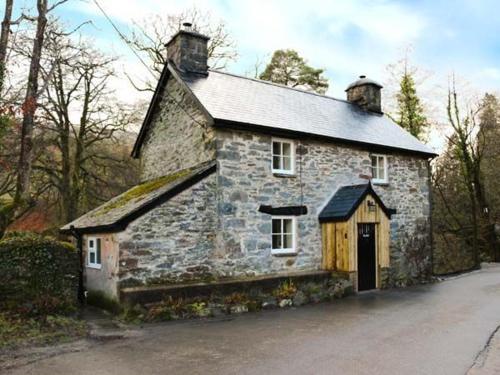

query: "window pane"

left=273, top=156, right=281, bottom=170
left=282, top=142, right=291, bottom=157
left=283, top=219, right=293, bottom=234
left=283, top=234, right=293, bottom=249
left=371, top=156, right=377, bottom=168
left=272, top=142, right=281, bottom=155
left=378, top=167, right=385, bottom=180
left=272, top=234, right=282, bottom=249
left=272, top=219, right=281, bottom=234
left=371, top=165, right=378, bottom=179
left=282, top=156, right=291, bottom=171
left=89, top=239, right=94, bottom=249
left=90, top=252, right=95, bottom=264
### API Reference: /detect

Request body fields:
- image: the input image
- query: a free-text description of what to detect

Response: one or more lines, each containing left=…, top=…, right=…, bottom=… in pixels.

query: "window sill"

left=371, top=180, right=389, bottom=186
left=271, top=250, right=297, bottom=257
left=273, top=172, right=296, bottom=178
left=87, top=264, right=102, bottom=270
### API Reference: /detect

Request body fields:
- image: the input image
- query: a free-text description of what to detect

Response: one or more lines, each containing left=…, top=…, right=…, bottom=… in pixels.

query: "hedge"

left=0, top=232, right=79, bottom=315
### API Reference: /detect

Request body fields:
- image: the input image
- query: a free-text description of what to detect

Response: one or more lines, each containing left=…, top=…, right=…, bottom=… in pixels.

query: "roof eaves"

left=214, top=118, right=438, bottom=158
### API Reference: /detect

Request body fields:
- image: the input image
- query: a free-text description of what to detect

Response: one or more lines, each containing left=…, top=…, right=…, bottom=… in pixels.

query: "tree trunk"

left=14, top=0, right=48, bottom=210
left=69, top=75, right=91, bottom=221
left=0, top=0, right=13, bottom=95
left=472, top=168, right=498, bottom=260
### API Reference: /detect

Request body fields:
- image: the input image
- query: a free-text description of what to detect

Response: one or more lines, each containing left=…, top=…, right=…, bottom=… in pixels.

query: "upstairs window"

left=371, top=154, right=388, bottom=184
left=88, top=237, right=102, bottom=269
left=272, top=139, right=295, bottom=175
left=272, top=216, right=296, bottom=255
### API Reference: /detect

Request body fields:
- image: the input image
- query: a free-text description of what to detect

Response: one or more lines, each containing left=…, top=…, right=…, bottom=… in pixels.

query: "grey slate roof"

left=182, top=69, right=436, bottom=156
left=318, top=183, right=392, bottom=222
left=60, top=161, right=216, bottom=234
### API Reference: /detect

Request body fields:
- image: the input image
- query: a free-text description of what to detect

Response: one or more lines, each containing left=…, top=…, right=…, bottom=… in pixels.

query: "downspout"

left=69, top=225, right=85, bottom=304
left=427, top=159, right=434, bottom=277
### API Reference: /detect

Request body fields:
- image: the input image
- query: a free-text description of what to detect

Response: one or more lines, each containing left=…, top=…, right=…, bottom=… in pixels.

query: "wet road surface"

left=6, top=264, right=500, bottom=375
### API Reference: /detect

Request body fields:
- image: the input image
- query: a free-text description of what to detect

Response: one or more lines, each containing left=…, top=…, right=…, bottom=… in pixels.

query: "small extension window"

left=272, top=139, right=295, bottom=175
left=371, top=154, right=388, bottom=184
left=87, top=237, right=102, bottom=269
left=271, top=216, right=296, bottom=255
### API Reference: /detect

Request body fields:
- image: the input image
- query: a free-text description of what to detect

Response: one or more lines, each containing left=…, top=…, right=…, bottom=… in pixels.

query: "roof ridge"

left=207, top=68, right=360, bottom=107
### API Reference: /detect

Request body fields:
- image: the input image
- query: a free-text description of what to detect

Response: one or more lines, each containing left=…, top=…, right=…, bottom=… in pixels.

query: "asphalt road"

left=7, top=264, right=500, bottom=375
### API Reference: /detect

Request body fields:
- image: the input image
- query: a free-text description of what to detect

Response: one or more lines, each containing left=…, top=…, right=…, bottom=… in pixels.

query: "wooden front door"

left=357, top=223, right=376, bottom=291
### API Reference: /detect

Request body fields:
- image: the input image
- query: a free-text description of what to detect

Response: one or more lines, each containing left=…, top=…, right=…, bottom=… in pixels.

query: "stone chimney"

left=345, top=75, right=383, bottom=113
left=165, top=22, right=210, bottom=74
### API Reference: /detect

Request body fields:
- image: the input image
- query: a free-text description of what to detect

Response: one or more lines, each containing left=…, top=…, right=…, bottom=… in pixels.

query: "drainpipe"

left=69, top=225, right=85, bottom=304
left=427, top=159, right=434, bottom=277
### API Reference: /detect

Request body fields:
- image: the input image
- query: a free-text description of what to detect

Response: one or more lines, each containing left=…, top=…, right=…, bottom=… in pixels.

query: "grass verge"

left=0, top=312, right=87, bottom=351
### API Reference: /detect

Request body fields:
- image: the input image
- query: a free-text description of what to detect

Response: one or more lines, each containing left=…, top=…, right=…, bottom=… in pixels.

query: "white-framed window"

left=371, top=154, right=388, bottom=184
left=87, top=237, right=102, bottom=269
left=272, top=139, right=295, bottom=175
left=271, top=216, right=297, bottom=255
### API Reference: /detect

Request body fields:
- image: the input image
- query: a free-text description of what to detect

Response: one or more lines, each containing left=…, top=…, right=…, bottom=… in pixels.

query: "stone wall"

left=215, top=128, right=432, bottom=286
left=376, top=155, right=433, bottom=286
left=139, top=75, right=215, bottom=182
left=83, top=233, right=120, bottom=298
left=117, top=173, right=218, bottom=287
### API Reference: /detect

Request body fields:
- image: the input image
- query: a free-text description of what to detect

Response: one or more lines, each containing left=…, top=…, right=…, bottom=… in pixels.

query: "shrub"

left=273, top=279, right=297, bottom=301
left=223, top=292, right=249, bottom=305
left=144, top=296, right=187, bottom=321
left=0, top=232, right=79, bottom=315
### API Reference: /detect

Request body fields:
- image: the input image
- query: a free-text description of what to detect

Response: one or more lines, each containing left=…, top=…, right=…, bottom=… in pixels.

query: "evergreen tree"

left=395, top=66, right=428, bottom=140
left=259, top=49, right=329, bottom=94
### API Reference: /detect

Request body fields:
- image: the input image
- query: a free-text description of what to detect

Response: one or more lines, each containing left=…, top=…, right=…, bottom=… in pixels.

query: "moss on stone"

left=86, top=290, right=122, bottom=315
left=95, top=167, right=195, bottom=216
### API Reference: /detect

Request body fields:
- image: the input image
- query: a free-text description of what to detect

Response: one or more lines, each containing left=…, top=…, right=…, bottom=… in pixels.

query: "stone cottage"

left=61, top=24, right=437, bottom=302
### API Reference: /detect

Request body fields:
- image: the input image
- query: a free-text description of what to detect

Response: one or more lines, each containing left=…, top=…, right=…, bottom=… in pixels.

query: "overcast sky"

left=5, top=0, right=500, bottom=150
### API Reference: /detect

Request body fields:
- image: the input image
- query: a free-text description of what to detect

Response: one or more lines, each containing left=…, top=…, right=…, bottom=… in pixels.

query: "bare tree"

left=445, top=81, right=484, bottom=268
left=125, top=6, right=238, bottom=91
left=38, top=36, right=140, bottom=223
left=13, top=0, right=67, bottom=213
left=0, top=0, right=14, bottom=94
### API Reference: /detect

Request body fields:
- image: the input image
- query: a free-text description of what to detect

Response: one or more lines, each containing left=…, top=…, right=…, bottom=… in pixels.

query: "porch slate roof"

left=319, top=183, right=393, bottom=223
left=60, top=161, right=216, bottom=234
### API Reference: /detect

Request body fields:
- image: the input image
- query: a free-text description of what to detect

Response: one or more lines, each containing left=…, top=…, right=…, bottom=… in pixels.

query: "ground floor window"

left=87, top=237, right=102, bottom=269
left=271, top=216, right=296, bottom=255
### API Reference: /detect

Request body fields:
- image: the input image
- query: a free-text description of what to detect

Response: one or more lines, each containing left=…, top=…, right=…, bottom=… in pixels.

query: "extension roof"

left=132, top=62, right=437, bottom=158
left=319, top=183, right=393, bottom=223
left=60, top=161, right=216, bottom=234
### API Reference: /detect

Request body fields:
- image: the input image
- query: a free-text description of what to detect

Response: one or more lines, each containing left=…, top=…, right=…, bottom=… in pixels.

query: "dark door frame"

left=357, top=223, right=377, bottom=291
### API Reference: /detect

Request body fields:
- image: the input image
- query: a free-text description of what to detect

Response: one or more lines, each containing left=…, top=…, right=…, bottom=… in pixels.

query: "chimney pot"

left=182, top=22, right=193, bottom=31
